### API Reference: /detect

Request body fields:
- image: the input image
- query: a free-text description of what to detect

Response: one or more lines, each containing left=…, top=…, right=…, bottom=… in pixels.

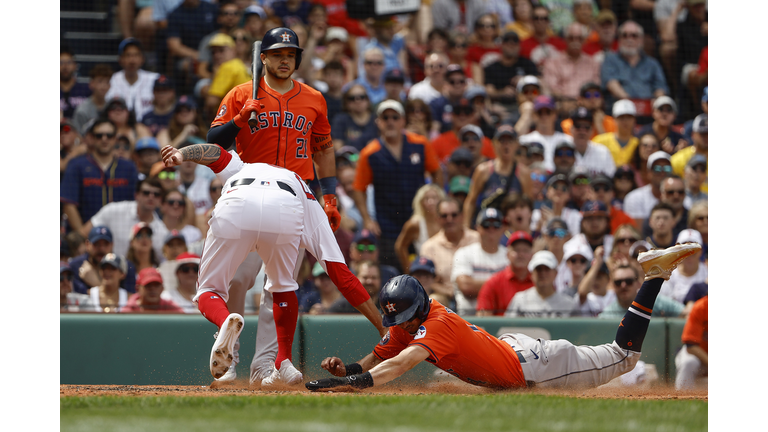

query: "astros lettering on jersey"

left=212, top=77, right=332, bottom=181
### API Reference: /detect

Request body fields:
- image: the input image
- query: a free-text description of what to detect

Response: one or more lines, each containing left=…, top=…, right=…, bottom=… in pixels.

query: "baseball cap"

left=164, top=229, right=186, bottom=245
left=502, top=31, right=521, bottom=43
left=464, top=86, right=487, bottom=101
left=527, top=141, right=545, bottom=156
left=384, top=68, right=405, bottom=83
left=175, top=95, right=197, bottom=112
left=692, top=114, right=708, bottom=133
left=527, top=250, right=559, bottom=272
left=494, top=124, right=518, bottom=140
left=459, top=124, right=484, bottom=141
left=312, top=262, right=328, bottom=277
left=376, top=99, right=405, bottom=117
left=175, top=252, right=201, bottom=266
left=686, top=154, right=707, bottom=169
left=580, top=200, right=609, bottom=217
left=544, top=217, right=569, bottom=236
left=118, top=38, right=142, bottom=56
left=449, top=175, right=471, bottom=194
left=546, top=173, right=568, bottom=190
left=451, top=98, right=474, bottom=113
left=106, top=97, right=128, bottom=112
left=100, top=253, right=127, bottom=274
left=579, top=82, right=601, bottom=96
left=60, top=265, right=74, bottom=275
left=137, top=267, right=163, bottom=286
left=647, top=151, right=671, bottom=170
left=353, top=229, right=378, bottom=245
left=652, top=95, right=678, bottom=114
left=506, top=230, right=533, bottom=247
left=563, top=241, right=594, bottom=263
left=677, top=229, right=703, bottom=245
left=613, top=165, right=635, bottom=180
left=208, top=33, right=235, bottom=48
left=516, top=75, right=541, bottom=93
left=326, top=26, right=349, bottom=43
left=568, top=166, right=591, bottom=184
left=89, top=226, right=113, bottom=244
left=449, top=147, right=474, bottom=164
left=555, top=140, right=576, bottom=152
left=591, top=174, right=613, bottom=188
left=445, top=64, right=465, bottom=78
left=134, top=137, right=160, bottom=152
left=336, top=146, right=360, bottom=163
left=476, top=207, right=503, bottom=226
left=571, top=106, right=593, bottom=121
left=533, top=95, right=556, bottom=112
left=243, top=4, right=267, bottom=19
left=612, top=99, right=636, bottom=117
left=595, top=9, right=617, bottom=24
left=130, top=222, right=153, bottom=240
left=629, top=240, right=652, bottom=257
left=409, top=256, right=436, bottom=275
left=154, top=75, right=174, bottom=91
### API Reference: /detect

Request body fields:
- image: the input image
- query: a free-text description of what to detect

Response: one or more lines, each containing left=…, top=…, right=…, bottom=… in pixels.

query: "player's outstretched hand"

left=320, top=356, right=347, bottom=377
left=233, top=99, right=266, bottom=128
left=305, top=377, right=353, bottom=392
left=161, top=145, right=183, bottom=167
left=323, top=194, right=341, bottom=232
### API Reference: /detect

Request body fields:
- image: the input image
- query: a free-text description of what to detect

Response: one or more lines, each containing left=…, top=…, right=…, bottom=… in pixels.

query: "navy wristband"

left=319, top=176, right=337, bottom=197
left=347, top=372, right=374, bottom=389
left=345, top=363, right=363, bottom=376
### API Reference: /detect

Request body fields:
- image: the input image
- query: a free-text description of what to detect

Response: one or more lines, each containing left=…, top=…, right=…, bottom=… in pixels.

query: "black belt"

left=230, top=178, right=295, bottom=196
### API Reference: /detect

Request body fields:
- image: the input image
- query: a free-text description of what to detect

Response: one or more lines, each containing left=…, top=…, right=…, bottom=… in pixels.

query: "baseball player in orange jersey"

left=205, top=27, right=346, bottom=383
left=161, top=143, right=385, bottom=384
left=306, top=243, right=701, bottom=391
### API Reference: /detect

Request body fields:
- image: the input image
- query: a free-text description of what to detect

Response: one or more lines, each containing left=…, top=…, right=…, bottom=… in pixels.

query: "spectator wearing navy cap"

left=524, top=142, right=546, bottom=166
left=476, top=230, right=534, bottom=316
left=519, top=95, right=574, bottom=173
left=89, top=253, right=131, bottom=313
left=570, top=107, right=616, bottom=177
left=349, top=229, right=399, bottom=291
left=133, top=137, right=161, bottom=180
left=106, top=38, right=159, bottom=122
left=451, top=207, right=510, bottom=316
left=429, top=64, right=469, bottom=135
left=141, top=75, right=177, bottom=137
left=104, top=97, right=153, bottom=148
left=561, top=82, right=617, bottom=138
left=447, top=146, right=476, bottom=185
left=157, top=95, right=209, bottom=149
left=682, top=87, right=707, bottom=144
left=382, top=69, right=406, bottom=104
left=611, top=165, right=637, bottom=209
left=590, top=174, right=636, bottom=234
left=162, top=229, right=188, bottom=262
left=243, top=5, right=267, bottom=40
left=61, top=118, right=138, bottom=235
left=409, top=256, right=439, bottom=302
left=683, top=155, right=707, bottom=206
left=553, top=140, right=576, bottom=175
left=564, top=200, right=614, bottom=261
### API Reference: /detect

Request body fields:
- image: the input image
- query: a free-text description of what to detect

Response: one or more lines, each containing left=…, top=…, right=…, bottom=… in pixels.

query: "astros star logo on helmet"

left=281, top=32, right=291, bottom=42
left=385, top=302, right=397, bottom=313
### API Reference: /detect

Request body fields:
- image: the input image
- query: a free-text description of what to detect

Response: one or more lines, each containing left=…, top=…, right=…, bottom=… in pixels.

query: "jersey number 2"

left=296, top=138, right=309, bottom=159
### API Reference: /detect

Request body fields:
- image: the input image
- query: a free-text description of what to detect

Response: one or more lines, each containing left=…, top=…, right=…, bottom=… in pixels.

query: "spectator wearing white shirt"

left=660, top=229, right=707, bottom=304
left=570, top=107, right=616, bottom=177
left=623, top=151, right=672, bottom=226
left=407, top=52, right=450, bottom=105
left=531, top=174, right=582, bottom=236
left=505, top=250, right=578, bottom=318
left=106, top=38, right=159, bottom=122
left=519, top=96, right=574, bottom=172
left=451, top=208, right=510, bottom=316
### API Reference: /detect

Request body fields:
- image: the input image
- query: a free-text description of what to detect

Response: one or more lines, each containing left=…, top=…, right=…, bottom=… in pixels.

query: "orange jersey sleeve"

left=681, top=296, right=708, bottom=353
left=210, top=79, right=329, bottom=181
left=352, top=140, right=380, bottom=192
left=372, top=300, right=527, bottom=389
left=481, top=137, right=497, bottom=159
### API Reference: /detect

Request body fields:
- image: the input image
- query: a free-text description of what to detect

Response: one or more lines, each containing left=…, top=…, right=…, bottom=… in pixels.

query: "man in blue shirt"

left=353, top=47, right=388, bottom=105
left=69, top=226, right=137, bottom=294
left=61, top=119, right=138, bottom=235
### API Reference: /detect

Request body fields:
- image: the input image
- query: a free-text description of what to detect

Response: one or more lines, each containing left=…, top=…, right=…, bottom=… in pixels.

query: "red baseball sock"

left=197, top=293, right=231, bottom=329
left=272, top=291, right=299, bottom=369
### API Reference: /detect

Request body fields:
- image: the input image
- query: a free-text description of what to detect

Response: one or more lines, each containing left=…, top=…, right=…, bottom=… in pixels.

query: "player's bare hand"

left=593, top=245, right=605, bottom=266
left=233, top=99, right=266, bottom=128
left=321, top=357, right=347, bottom=377
left=161, top=145, right=184, bottom=167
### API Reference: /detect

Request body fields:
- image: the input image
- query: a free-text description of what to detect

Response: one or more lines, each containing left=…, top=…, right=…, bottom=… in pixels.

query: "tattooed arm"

left=161, top=144, right=237, bottom=179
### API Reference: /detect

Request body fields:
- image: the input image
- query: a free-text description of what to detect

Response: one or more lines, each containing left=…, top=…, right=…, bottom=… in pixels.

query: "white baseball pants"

left=499, top=333, right=641, bottom=389
left=674, top=346, right=707, bottom=390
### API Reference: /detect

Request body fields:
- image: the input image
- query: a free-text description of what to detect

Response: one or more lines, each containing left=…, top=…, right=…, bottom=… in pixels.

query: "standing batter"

left=161, top=143, right=384, bottom=384
left=306, top=243, right=701, bottom=391
left=206, top=27, right=343, bottom=383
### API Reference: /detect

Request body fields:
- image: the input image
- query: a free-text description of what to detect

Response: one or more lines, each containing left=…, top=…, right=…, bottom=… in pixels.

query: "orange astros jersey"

left=373, top=299, right=527, bottom=389
left=211, top=77, right=332, bottom=181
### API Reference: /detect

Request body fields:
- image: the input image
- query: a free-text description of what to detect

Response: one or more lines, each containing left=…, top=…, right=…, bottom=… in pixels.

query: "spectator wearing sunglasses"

left=564, top=200, right=613, bottom=262
left=121, top=267, right=184, bottom=313
left=555, top=240, right=593, bottom=297
left=483, top=31, right=539, bottom=106
left=623, top=151, right=672, bottom=226
left=85, top=177, right=170, bottom=260
left=566, top=167, right=591, bottom=211
left=349, top=229, right=399, bottom=292
left=561, top=83, right=616, bottom=138
left=451, top=208, right=511, bottom=316
left=671, top=113, right=707, bottom=193
left=581, top=9, right=619, bottom=64
left=589, top=174, right=636, bottom=235
left=159, top=252, right=202, bottom=313
left=553, top=140, right=576, bottom=175
left=499, top=192, right=535, bottom=246
left=126, top=222, right=160, bottom=272
left=683, top=155, right=707, bottom=207
left=640, top=176, right=689, bottom=241
left=408, top=52, right=450, bottom=105
left=599, top=264, right=683, bottom=319
left=519, top=4, right=567, bottom=68
left=430, top=98, right=497, bottom=164
left=607, top=224, right=640, bottom=268
left=160, top=189, right=203, bottom=249
left=476, top=230, right=534, bottom=316
left=429, top=64, right=468, bottom=135
left=569, top=107, right=616, bottom=177
left=149, top=161, right=181, bottom=193
left=520, top=95, right=573, bottom=173
left=637, top=96, right=689, bottom=155
left=331, top=84, right=379, bottom=152
left=466, top=14, right=502, bottom=85
left=542, top=23, right=601, bottom=101
left=61, top=118, right=139, bottom=235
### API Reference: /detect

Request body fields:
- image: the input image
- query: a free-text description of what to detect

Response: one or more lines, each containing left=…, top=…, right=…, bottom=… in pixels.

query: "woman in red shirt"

left=467, top=14, right=502, bottom=85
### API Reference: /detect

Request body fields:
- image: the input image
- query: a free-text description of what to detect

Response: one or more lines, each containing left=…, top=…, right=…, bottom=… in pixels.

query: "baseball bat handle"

left=248, top=111, right=258, bottom=127
left=249, top=41, right=262, bottom=128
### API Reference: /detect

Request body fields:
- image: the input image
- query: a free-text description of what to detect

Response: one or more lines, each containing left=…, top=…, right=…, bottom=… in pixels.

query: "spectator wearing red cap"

left=160, top=252, right=201, bottom=313
left=476, top=231, right=534, bottom=316
left=121, top=267, right=183, bottom=312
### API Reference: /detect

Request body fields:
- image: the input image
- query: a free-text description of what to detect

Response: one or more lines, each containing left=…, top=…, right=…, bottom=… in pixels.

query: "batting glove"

left=324, top=194, right=341, bottom=232
left=305, top=372, right=373, bottom=391
left=233, top=99, right=264, bottom=128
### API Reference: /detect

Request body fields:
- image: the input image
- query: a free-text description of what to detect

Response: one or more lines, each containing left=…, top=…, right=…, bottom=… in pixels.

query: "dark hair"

left=308, top=3, right=326, bottom=15
left=650, top=202, right=675, bottom=217
left=512, top=0, right=534, bottom=21
left=61, top=45, right=75, bottom=57
left=612, top=264, right=639, bottom=280
left=89, top=63, right=114, bottom=80
left=341, top=84, right=370, bottom=113
left=169, top=105, right=208, bottom=142
left=88, top=117, right=117, bottom=135
left=136, top=176, right=162, bottom=193
left=631, top=133, right=659, bottom=171
left=405, top=99, right=433, bottom=125
left=533, top=4, right=550, bottom=15
left=427, top=28, right=449, bottom=43
left=323, top=60, right=345, bottom=74
left=500, top=192, right=534, bottom=214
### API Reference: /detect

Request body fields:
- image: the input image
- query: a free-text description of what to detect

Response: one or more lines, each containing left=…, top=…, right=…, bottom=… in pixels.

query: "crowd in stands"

left=61, top=0, right=707, bottom=321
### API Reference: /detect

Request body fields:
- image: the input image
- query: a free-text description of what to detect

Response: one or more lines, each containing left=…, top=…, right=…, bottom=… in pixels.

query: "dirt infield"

left=60, top=382, right=707, bottom=400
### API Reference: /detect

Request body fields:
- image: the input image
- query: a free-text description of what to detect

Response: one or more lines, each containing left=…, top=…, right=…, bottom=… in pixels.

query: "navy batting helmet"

left=261, top=27, right=303, bottom=68
left=379, top=275, right=431, bottom=327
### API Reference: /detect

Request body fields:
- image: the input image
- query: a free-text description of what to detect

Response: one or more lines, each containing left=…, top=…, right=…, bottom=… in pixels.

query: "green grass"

left=61, top=394, right=707, bottom=432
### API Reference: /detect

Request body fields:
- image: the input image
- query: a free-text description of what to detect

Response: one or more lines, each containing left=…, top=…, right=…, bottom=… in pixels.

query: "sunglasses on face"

left=134, top=231, right=152, bottom=240
left=664, top=189, right=685, bottom=196
left=364, top=60, right=384, bottom=66
left=652, top=165, right=672, bottom=173
left=691, top=164, right=706, bottom=173
left=165, top=199, right=185, bottom=207
left=60, top=273, right=74, bottom=282
left=658, top=106, right=675, bottom=114
left=454, top=108, right=473, bottom=116
left=356, top=244, right=376, bottom=252
left=537, top=109, right=554, bottom=116
left=220, top=10, right=240, bottom=16
left=480, top=220, right=503, bottom=229
left=616, top=237, right=638, bottom=245
left=573, top=178, right=590, bottom=186
left=549, top=228, right=568, bottom=238
left=568, top=257, right=587, bottom=265
left=478, top=23, right=497, bottom=29
left=582, top=91, right=601, bottom=99
left=178, top=265, right=199, bottom=273
left=141, top=189, right=162, bottom=198
left=210, top=186, right=223, bottom=192
left=555, top=149, right=575, bottom=158
left=620, top=32, right=641, bottom=39
left=93, top=132, right=116, bottom=140
left=347, top=94, right=368, bottom=101
left=450, top=79, right=466, bottom=85
left=158, top=171, right=177, bottom=180
left=533, top=16, right=549, bottom=21
left=381, top=115, right=401, bottom=121
left=115, top=144, right=131, bottom=152
left=439, top=212, right=459, bottom=219
left=522, top=87, right=540, bottom=96
left=551, top=184, right=569, bottom=192
left=463, top=135, right=481, bottom=142
left=573, top=123, right=592, bottom=130
left=592, top=185, right=611, bottom=193
left=528, top=173, right=545, bottom=183
left=613, top=277, right=636, bottom=287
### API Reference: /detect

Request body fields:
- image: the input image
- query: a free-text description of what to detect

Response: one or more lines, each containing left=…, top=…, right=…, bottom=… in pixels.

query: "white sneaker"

left=210, top=313, right=244, bottom=379
left=215, top=363, right=237, bottom=382
left=261, top=359, right=303, bottom=386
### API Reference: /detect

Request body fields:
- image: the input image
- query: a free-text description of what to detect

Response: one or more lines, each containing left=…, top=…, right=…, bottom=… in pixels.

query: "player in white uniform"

left=161, top=144, right=386, bottom=385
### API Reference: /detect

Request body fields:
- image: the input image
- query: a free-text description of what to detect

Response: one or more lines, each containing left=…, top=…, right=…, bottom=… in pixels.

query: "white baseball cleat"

left=250, top=362, right=274, bottom=386
left=261, top=359, right=303, bottom=386
left=215, top=363, right=237, bottom=382
left=637, top=243, right=701, bottom=281
left=210, top=313, right=244, bottom=379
